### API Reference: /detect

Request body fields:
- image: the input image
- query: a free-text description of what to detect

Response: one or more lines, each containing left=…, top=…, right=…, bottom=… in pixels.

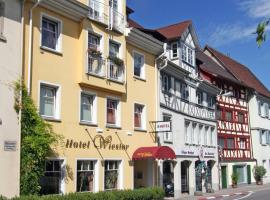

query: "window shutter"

left=259, top=130, right=262, bottom=144
left=258, top=100, right=261, bottom=116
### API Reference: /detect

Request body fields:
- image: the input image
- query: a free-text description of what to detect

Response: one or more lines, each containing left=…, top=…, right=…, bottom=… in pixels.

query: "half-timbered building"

left=197, top=46, right=256, bottom=188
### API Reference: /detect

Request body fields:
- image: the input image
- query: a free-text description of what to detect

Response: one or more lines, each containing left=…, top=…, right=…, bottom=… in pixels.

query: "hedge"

left=1, top=187, right=164, bottom=200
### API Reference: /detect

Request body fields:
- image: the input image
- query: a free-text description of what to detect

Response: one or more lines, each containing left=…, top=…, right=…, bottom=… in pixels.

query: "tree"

left=14, top=81, right=60, bottom=195
left=256, top=19, right=270, bottom=46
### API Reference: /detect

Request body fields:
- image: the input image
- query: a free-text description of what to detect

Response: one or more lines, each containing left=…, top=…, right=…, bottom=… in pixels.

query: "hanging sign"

left=155, top=121, right=171, bottom=132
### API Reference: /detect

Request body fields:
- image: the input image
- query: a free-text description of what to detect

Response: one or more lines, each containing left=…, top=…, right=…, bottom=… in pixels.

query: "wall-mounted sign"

left=155, top=121, right=171, bottom=132
left=176, top=146, right=216, bottom=158
left=4, top=141, right=17, bottom=151
left=65, top=135, right=129, bottom=151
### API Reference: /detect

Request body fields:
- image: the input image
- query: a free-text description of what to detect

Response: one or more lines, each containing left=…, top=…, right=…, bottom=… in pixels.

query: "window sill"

left=0, top=34, right=7, bottom=42
left=134, top=128, right=147, bottom=132
left=40, top=46, right=63, bottom=56
left=106, top=124, right=122, bottom=129
left=79, top=121, right=98, bottom=127
left=107, top=78, right=125, bottom=85
left=133, top=75, right=146, bottom=82
left=42, top=116, right=62, bottom=123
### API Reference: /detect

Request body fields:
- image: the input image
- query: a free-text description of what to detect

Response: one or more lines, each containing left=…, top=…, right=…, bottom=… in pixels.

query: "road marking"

left=233, top=191, right=254, bottom=200
left=222, top=194, right=229, bottom=197
left=206, top=197, right=215, bottom=199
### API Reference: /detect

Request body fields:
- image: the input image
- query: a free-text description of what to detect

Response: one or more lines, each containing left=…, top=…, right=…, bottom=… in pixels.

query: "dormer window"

left=171, top=42, right=178, bottom=58
left=182, top=43, right=194, bottom=66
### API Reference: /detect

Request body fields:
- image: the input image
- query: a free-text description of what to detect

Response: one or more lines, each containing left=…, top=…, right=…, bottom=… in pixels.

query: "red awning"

left=132, top=146, right=176, bottom=160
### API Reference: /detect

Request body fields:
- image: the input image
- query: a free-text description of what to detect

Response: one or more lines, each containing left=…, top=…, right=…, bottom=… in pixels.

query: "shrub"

left=253, top=165, right=267, bottom=181
left=10, top=187, right=164, bottom=200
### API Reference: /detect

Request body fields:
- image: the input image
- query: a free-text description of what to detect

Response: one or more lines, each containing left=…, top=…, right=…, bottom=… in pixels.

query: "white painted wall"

left=249, top=94, right=270, bottom=183
left=0, top=0, right=22, bottom=197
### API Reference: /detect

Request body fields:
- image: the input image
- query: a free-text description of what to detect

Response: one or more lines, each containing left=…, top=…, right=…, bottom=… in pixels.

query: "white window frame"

left=185, top=120, right=190, bottom=144
left=171, top=41, right=178, bottom=58
left=106, top=96, right=121, bottom=128
left=204, top=126, right=209, bottom=146
left=103, top=159, right=122, bottom=191
left=109, top=39, right=121, bottom=58
left=40, top=13, right=62, bottom=53
left=75, top=158, right=98, bottom=193
left=134, top=103, right=146, bottom=131
left=79, top=90, right=97, bottom=125
left=39, top=81, right=61, bottom=120
left=42, top=158, right=66, bottom=195
left=181, top=43, right=194, bottom=66
left=196, top=90, right=203, bottom=105
left=261, top=130, right=268, bottom=145
left=162, top=74, right=170, bottom=92
left=133, top=50, right=145, bottom=79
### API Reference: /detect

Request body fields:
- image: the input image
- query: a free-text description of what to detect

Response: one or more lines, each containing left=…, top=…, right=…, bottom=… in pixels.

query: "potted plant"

left=88, top=48, right=102, bottom=57
left=231, top=171, right=239, bottom=188
left=108, top=55, right=124, bottom=66
left=253, top=165, right=266, bottom=185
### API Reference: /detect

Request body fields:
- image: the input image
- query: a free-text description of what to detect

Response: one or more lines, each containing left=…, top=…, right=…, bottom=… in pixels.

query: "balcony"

left=89, top=0, right=125, bottom=33
left=107, top=58, right=124, bottom=83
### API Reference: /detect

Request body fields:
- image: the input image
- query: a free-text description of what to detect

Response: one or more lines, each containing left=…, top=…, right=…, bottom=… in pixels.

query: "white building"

left=140, top=21, right=220, bottom=198
left=0, top=0, right=23, bottom=198
left=249, top=91, right=270, bottom=183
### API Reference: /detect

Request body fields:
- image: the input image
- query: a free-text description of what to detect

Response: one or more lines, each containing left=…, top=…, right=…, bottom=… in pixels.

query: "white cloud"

left=207, top=24, right=256, bottom=47
left=239, top=0, right=270, bottom=19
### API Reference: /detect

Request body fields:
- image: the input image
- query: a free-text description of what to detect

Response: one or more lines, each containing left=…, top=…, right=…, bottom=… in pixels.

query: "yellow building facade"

left=23, top=0, right=164, bottom=194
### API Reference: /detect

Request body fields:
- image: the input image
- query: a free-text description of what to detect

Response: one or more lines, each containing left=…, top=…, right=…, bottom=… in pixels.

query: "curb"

left=198, top=191, right=249, bottom=200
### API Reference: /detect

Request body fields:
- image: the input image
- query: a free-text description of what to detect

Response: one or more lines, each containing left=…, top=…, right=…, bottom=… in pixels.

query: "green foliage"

left=231, top=171, right=239, bottom=184
left=10, top=187, right=164, bottom=200
left=108, top=55, right=124, bottom=66
left=256, top=19, right=270, bottom=46
left=253, top=165, right=267, bottom=181
left=14, top=81, right=59, bottom=195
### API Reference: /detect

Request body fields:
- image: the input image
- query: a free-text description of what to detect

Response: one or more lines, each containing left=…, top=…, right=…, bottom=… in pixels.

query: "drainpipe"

left=27, top=0, right=43, bottom=94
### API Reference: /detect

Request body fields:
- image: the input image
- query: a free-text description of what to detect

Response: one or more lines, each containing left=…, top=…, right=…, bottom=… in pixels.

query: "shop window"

left=40, top=83, right=60, bottom=119
left=77, top=160, right=95, bottom=192
left=106, top=98, right=120, bottom=127
left=80, top=92, right=96, bottom=124
left=104, top=161, right=120, bottom=190
left=133, top=51, right=145, bottom=79
left=41, top=15, right=61, bottom=51
left=134, top=103, right=146, bottom=130
left=40, top=159, right=64, bottom=195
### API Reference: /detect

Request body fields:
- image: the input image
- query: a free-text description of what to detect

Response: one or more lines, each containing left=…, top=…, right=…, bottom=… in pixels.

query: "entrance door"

left=221, top=166, right=227, bottom=189
left=181, top=161, right=189, bottom=193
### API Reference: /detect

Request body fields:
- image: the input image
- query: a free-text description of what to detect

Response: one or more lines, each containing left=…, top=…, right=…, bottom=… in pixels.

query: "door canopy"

left=132, top=146, right=176, bottom=160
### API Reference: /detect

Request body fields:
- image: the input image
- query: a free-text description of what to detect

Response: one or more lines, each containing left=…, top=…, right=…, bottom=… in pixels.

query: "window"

left=77, top=160, right=95, bottom=192
left=182, top=43, right=194, bottom=66
left=218, top=138, right=225, bottom=148
left=196, top=91, right=203, bottom=105
left=104, top=161, right=120, bottom=190
left=133, top=52, right=145, bottom=78
left=210, top=127, right=215, bottom=146
left=198, top=125, right=203, bottom=145
left=238, top=112, right=244, bottom=123
left=204, top=126, right=208, bottom=146
left=171, top=42, right=178, bottom=58
left=40, top=160, right=63, bottom=195
left=0, top=1, right=4, bottom=36
left=239, top=138, right=246, bottom=149
left=41, top=16, right=61, bottom=51
left=163, top=114, right=172, bottom=142
left=134, top=104, right=146, bottom=130
left=260, top=130, right=267, bottom=145
left=191, top=123, right=196, bottom=144
left=181, top=83, right=189, bottom=100
left=216, top=106, right=222, bottom=120
left=207, top=95, right=215, bottom=108
left=185, top=121, right=190, bottom=144
left=227, top=138, right=234, bottom=149
left=89, top=0, right=101, bottom=21
left=109, top=41, right=120, bottom=57
left=106, top=98, right=120, bottom=126
left=225, top=111, right=232, bottom=121
left=264, top=103, right=269, bottom=118
left=162, top=74, right=170, bottom=92
left=88, top=33, right=100, bottom=51
left=80, top=93, right=96, bottom=124
left=40, top=84, right=60, bottom=119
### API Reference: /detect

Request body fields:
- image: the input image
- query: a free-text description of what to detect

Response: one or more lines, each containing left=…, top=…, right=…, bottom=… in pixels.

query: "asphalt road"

left=234, top=188, right=270, bottom=200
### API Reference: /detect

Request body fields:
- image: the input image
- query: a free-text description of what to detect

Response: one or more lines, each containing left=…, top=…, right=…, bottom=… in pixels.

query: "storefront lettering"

left=65, top=135, right=129, bottom=151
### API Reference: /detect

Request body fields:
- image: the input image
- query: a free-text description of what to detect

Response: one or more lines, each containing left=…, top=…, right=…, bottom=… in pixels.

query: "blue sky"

left=127, top=0, right=270, bottom=89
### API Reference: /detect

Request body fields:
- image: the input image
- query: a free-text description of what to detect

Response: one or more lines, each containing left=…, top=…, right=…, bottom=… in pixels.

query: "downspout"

left=27, top=0, right=43, bottom=94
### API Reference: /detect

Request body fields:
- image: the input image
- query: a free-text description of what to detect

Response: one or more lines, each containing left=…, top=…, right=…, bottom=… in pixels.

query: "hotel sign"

left=65, top=135, right=129, bottom=151
left=176, top=146, right=216, bottom=158
left=155, top=121, right=171, bottom=132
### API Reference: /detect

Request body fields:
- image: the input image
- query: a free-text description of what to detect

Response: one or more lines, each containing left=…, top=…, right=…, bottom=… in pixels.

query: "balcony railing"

left=89, top=0, right=125, bottom=33
left=107, top=60, right=124, bottom=83
left=88, top=55, right=106, bottom=77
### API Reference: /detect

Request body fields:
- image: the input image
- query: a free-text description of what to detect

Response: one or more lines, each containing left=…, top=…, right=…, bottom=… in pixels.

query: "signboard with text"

left=155, top=121, right=171, bottom=132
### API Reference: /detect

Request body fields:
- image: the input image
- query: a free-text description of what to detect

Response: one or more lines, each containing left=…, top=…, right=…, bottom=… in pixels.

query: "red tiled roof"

left=156, top=20, right=192, bottom=41
left=127, top=18, right=144, bottom=29
left=205, top=45, right=270, bottom=98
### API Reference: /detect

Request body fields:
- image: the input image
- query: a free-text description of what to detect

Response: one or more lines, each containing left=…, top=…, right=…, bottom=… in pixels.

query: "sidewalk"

left=170, top=183, right=270, bottom=200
